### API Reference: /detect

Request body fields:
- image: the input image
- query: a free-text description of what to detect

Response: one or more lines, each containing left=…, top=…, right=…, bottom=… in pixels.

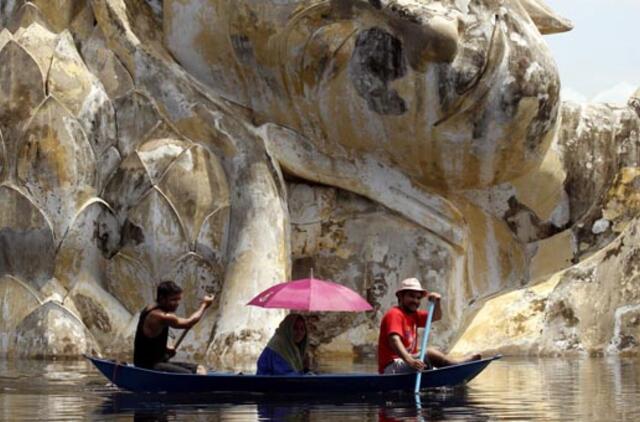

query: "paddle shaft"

left=414, top=299, right=436, bottom=394
left=173, top=327, right=190, bottom=350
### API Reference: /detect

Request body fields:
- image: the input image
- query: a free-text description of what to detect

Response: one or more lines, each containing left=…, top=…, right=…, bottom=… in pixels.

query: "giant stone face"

left=164, top=0, right=565, bottom=189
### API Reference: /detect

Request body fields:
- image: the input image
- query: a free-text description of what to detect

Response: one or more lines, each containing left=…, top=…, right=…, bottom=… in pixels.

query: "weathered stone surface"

left=0, top=0, right=639, bottom=363
left=158, top=144, right=230, bottom=247
left=16, top=95, right=96, bottom=243
left=12, top=23, right=57, bottom=77
left=48, top=31, right=117, bottom=158
left=13, top=300, right=99, bottom=358
left=164, top=0, right=562, bottom=190
left=64, top=278, right=132, bottom=354
left=54, top=199, right=119, bottom=291
left=81, top=26, right=134, bottom=100
left=6, top=2, right=49, bottom=33
left=112, top=92, right=162, bottom=158
left=0, top=39, right=45, bottom=172
left=0, top=185, right=55, bottom=290
left=0, top=275, right=41, bottom=355
left=0, top=130, right=5, bottom=180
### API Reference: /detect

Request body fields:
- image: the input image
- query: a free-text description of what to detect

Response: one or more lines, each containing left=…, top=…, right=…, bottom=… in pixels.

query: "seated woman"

left=257, top=313, right=308, bottom=375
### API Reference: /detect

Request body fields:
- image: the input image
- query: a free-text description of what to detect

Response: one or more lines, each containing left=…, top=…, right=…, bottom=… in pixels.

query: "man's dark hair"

left=157, top=280, right=183, bottom=301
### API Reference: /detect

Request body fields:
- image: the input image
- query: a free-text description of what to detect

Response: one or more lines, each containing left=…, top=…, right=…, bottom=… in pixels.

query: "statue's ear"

left=519, top=0, right=573, bottom=34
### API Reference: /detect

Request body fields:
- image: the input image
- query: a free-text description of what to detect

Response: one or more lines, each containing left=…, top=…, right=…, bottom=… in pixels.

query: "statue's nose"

left=370, top=0, right=460, bottom=70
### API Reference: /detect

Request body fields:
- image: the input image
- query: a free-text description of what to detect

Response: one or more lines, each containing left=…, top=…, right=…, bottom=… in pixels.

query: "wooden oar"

left=173, top=326, right=191, bottom=351
left=414, top=299, right=436, bottom=394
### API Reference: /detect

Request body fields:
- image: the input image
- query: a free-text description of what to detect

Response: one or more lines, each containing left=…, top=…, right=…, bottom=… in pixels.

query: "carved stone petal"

left=0, top=185, right=55, bottom=290
left=54, top=199, right=120, bottom=291
left=114, top=91, right=161, bottom=158
left=81, top=26, right=134, bottom=100
left=7, top=2, right=50, bottom=34
left=30, top=0, right=87, bottom=34
left=173, top=252, right=223, bottom=315
left=105, top=252, right=153, bottom=314
left=0, top=40, right=45, bottom=168
left=195, top=207, right=229, bottom=267
left=0, top=275, right=41, bottom=355
left=102, top=152, right=153, bottom=223
left=13, top=22, right=58, bottom=78
left=48, top=31, right=117, bottom=157
left=171, top=252, right=222, bottom=357
left=123, top=187, right=190, bottom=279
left=159, top=144, right=230, bottom=246
left=0, top=130, right=5, bottom=181
left=65, top=278, right=132, bottom=353
left=0, top=28, right=12, bottom=51
left=17, top=96, right=97, bottom=242
left=13, top=300, right=100, bottom=358
left=98, top=145, right=122, bottom=193
left=136, top=138, right=191, bottom=184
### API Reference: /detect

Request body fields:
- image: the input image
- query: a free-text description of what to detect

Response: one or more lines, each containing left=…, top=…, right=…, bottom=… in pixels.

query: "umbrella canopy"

left=247, top=277, right=373, bottom=312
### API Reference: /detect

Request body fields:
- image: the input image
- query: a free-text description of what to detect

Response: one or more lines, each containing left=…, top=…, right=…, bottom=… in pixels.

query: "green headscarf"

left=266, top=314, right=308, bottom=372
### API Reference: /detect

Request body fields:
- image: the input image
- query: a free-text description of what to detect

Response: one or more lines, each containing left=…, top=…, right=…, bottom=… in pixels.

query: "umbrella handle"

left=414, top=299, right=436, bottom=394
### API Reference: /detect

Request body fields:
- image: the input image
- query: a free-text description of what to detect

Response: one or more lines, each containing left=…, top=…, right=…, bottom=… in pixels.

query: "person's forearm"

left=186, top=303, right=207, bottom=327
left=432, top=300, right=442, bottom=321
left=390, top=336, right=414, bottom=362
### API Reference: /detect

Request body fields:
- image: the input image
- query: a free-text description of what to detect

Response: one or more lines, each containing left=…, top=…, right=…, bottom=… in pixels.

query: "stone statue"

left=0, top=0, right=638, bottom=364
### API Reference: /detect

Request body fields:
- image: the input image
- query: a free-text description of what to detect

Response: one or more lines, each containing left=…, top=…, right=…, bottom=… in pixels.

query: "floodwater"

left=1, top=356, right=639, bottom=421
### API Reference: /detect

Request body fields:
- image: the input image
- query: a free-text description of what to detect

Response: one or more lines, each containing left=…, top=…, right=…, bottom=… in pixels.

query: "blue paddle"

left=414, top=298, right=436, bottom=394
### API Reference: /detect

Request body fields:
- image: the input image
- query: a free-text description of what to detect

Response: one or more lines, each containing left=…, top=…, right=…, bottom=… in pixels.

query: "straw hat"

left=395, top=277, right=427, bottom=297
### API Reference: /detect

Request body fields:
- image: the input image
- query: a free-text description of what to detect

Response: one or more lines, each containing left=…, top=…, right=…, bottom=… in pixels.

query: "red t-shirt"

left=377, top=306, right=428, bottom=373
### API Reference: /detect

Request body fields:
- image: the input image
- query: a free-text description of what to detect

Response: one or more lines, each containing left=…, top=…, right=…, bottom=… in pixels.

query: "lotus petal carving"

left=158, top=144, right=230, bottom=247
left=13, top=22, right=58, bottom=77
left=0, top=184, right=55, bottom=290
left=81, top=26, right=134, bottom=100
left=0, top=39, right=45, bottom=173
left=54, top=199, right=120, bottom=291
left=113, top=91, right=162, bottom=158
left=16, top=95, right=97, bottom=243
left=47, top=30, right=117, bottom=158
left=13, top=300, right=99, bottom=358
left=0, top=275, right=42, bottom=355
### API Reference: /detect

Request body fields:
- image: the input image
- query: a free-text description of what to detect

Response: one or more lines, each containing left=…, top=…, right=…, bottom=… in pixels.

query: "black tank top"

left=133, top=306, right=168, bottom=368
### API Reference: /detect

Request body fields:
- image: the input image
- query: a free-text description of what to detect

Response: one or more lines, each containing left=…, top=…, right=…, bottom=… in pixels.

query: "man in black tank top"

left=133, top=280, right=214, bottom=374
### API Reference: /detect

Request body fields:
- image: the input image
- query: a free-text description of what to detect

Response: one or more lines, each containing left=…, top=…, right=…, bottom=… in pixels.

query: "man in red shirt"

left=378, top=278, right=480, bottom=374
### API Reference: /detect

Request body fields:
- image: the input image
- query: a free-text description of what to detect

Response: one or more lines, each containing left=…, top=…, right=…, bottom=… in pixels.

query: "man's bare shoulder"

left=147, top=308, right=177, bottom=324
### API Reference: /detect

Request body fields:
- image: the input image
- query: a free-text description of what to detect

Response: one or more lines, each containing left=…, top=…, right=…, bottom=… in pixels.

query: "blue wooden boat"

left=86, top=355, right=500, bottom=394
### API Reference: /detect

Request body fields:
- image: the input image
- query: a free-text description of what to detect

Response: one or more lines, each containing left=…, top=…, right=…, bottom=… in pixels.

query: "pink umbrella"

left=247, top=275, right=373, bottom=312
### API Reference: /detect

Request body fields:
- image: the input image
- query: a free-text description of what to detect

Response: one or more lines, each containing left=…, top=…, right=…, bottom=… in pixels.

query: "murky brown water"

left=1, top=356, right=639, bottom=421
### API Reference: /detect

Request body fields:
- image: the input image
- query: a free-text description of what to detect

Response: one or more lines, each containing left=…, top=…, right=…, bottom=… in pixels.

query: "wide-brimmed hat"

left=395, top=277, right=427, bottom=297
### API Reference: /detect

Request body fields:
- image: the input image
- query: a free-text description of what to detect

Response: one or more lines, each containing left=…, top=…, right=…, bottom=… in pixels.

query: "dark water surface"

left=1, top=356, right=639, bottom=421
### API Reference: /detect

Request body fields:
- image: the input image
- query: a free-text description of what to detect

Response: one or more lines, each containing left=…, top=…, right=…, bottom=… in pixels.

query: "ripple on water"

left=1, top=357, right=640, bottom=421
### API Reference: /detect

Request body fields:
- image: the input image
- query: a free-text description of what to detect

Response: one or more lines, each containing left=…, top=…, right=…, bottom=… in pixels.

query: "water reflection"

left=96, top=389, right=484, bottom=422
left=1, top=357, right=640, bottom=421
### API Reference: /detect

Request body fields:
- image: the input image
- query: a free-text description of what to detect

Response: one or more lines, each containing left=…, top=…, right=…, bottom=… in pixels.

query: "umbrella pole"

left=414, top=299, right=435, bottom=394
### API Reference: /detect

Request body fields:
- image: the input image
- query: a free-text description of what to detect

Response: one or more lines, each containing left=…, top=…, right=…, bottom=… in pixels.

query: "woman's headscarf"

left=266, top=314, right=308, bottom=372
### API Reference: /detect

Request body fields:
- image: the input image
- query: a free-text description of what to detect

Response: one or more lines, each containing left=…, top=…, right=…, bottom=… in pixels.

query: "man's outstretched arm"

left=158, top=295, right=214, bottom=329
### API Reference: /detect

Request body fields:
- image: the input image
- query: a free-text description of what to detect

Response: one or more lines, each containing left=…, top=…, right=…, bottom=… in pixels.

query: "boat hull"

left=86, top=355, right=500, bottom=394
